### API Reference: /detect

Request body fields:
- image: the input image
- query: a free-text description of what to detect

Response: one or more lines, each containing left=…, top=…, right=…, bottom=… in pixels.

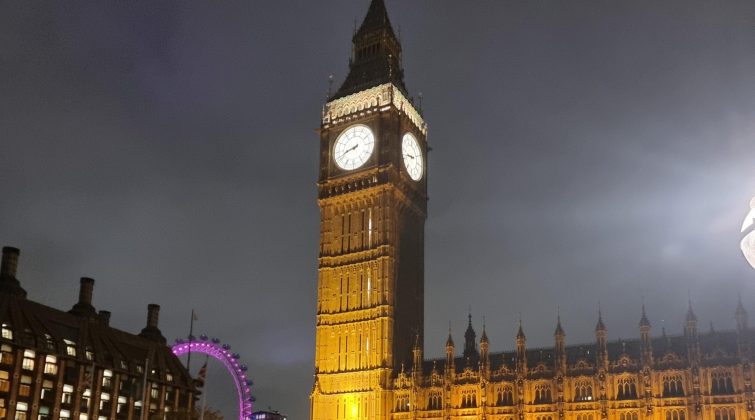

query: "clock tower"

left=311, top=1, right=428, bottom=419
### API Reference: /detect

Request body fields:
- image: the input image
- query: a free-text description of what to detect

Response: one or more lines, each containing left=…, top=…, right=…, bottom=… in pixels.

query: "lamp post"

left=742, top=197, right=755, bottom=269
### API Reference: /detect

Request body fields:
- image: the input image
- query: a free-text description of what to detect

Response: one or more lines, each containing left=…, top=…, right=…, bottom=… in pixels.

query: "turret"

left=639, top=304, right=653, bottom=365
left=685, top=300, right=700, bottom=363
left=516, top=319, right=527, bottom=373
left=445, top=326, right=455, bottom=374
left=554, top=313, right=566, bottom=373
left=463, top=313, right=479, bottom=364
left=480, top=322, right=490, bottom=375
left=412, top=334, right=423, bottom=382
left=595, top=308, right=608, bottom=368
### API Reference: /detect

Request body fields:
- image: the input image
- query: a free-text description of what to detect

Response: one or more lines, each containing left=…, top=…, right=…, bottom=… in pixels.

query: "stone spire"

left=331, top=0, right=407, bottom=100
left=516, top=317, right=527, bottom=372
left=639, top=304, right=653, bottom=365
left=445, top=323, right=455, bottom=374
left=554, top=311, right=566, bottom=373
left=463, top=312, right=479, bottom=362
left=480, top=320, right=490, bottom=375
left=595, top=306, right=608, bottom=368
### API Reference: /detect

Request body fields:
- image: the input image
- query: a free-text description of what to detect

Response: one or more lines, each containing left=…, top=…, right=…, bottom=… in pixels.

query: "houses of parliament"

left=310, top=1, right=755, bottom=420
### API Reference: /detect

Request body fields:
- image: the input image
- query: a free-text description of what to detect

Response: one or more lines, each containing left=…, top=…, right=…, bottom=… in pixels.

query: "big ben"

left=311, top=0, right=427, bottom=419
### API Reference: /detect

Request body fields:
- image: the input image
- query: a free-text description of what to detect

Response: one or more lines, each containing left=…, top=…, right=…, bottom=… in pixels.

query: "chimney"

left=139, top=304, right=166, bottom=344
left=147, top=304, right=160, bottom=328
left=0, top=246, right=26, bottom=298
left=79, top=277, right=94, bottom=306
left=69, top=277, right=96, bottom=317
left=98, top=310, right=111, bottom=326
left=1, top=247, right=19, bottom=278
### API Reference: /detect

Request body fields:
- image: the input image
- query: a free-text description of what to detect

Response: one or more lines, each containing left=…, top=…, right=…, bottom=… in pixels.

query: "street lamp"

left=742, top=197, right=755, bottom=269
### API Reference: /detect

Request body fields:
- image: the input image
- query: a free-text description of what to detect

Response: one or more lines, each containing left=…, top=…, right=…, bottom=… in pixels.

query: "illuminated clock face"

left=333, top=125, right=375, bottom=171
left=401, top=133, right=423, bottom=181
left=741, top=197, right=755, bottom=269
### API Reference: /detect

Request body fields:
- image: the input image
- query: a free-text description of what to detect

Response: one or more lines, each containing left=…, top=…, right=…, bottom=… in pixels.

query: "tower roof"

left=640, top=304, right=651, bottom=328
left=686, top=299, right=698, bottom=323
left=330, top=0, right=407, bottom=100
left=555, top=316, right=564, bottom=336
left=517, top=318, right=526, bottom=340
left=596, top=308, right=606, bottom=332
left=446, top=324, right=455, bottom=348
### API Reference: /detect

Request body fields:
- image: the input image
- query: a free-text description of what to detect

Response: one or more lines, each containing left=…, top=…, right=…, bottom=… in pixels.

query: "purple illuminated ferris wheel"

left=172, top=335, right=255, bottom=420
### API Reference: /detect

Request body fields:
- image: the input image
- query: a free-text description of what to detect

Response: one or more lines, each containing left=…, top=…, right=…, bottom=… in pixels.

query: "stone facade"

left=310, top=2, right=754, bottom=420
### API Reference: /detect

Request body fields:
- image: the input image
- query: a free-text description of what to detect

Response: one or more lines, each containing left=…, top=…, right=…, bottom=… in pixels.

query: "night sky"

left=2, top=1, right=755, bottom=418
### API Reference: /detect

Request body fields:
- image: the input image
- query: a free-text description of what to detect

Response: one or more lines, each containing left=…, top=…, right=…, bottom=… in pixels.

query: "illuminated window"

left=150, top=384, right=159, bottom=399
left=102, top=370, right=112, bottom=388
left=116, top=396, right=127, bottom=414
left=166, top=372, right=173, bottom=382
left=43, top=355, right=57, bottom=375
left=0, top=345, right=12, bottom=365
left=577, top=414, right=594, bottom=420
left=15, top=402, right=28, bottom=420
left=38, top=405, right=50, bottom=420
left=99, top=393, right=110, bottom=411
left=64, top=340, right=76, bottom=357
left=620, top=412, right=639, bottom=420
left=59, top=410, right=70, bottom=420
left=19, top=375, right=32, bottom=397
left=0, top=371, right=9, bottom=392
left=22, top=350, right=35, bottom=370
left=1, top=325, right=12, bottom=340
left=85, top=348, right=94, bottom=361
left=61, top=385, right=74, bottom=405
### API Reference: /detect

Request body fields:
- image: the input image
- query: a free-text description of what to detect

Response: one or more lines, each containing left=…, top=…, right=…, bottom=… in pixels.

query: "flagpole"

left=199, top=355, right=209, bottom=420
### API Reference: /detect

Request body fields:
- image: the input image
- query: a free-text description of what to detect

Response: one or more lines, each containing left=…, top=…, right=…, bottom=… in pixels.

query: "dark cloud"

left=2, top=1, right=755, bottom=418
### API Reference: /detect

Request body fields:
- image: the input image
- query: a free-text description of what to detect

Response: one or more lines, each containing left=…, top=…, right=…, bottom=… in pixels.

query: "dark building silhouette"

left=0, top=246, right=196, bottom=419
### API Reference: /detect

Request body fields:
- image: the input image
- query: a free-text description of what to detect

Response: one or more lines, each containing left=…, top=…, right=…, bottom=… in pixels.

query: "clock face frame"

left=333, top=125, right=375, bottom=171
left=401, top=133, right=423, bottom=181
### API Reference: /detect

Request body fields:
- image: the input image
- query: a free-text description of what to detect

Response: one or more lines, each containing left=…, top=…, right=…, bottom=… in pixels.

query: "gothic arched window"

left=662, top=375, right=684, bottom=397
left=714, top=407, right=736, bottom=420
left=712, top=372, right=735, bottom=395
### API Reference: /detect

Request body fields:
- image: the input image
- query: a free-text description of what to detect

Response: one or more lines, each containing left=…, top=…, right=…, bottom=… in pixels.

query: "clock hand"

left=338, top=144, right=359, bottom=159
left=403, top=154, right=415, bottom=160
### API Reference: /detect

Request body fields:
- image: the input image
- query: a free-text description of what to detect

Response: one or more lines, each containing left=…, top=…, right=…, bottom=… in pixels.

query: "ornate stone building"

left=310, top=2, right=755, bottom=420
left=0, top=246, right=197, bottom=419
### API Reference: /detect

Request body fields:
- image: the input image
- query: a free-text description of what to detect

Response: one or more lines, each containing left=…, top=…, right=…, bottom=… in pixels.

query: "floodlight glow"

left=742, top=197, right=755, bottom=270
